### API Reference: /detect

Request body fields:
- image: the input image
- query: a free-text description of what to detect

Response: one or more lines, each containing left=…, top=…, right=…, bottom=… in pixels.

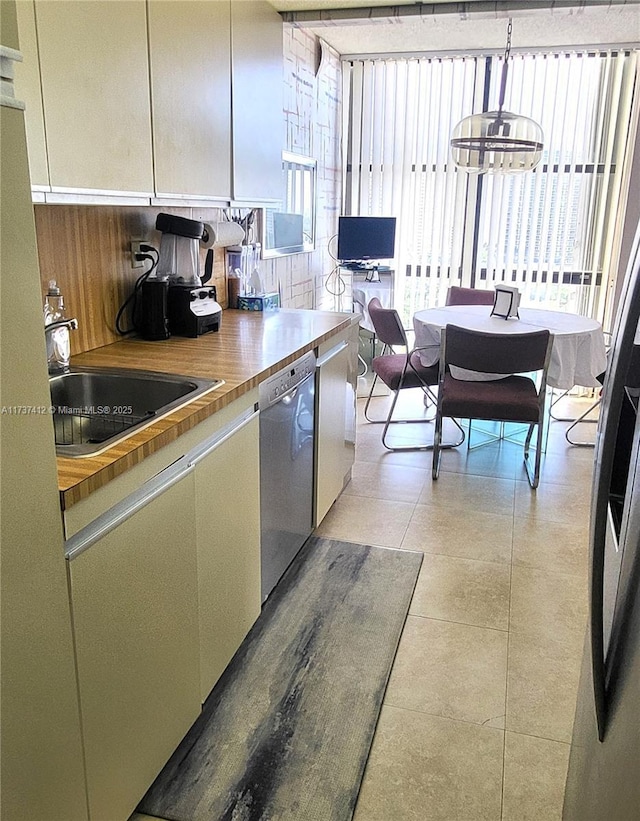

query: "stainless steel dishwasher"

left=259, top=351, right=316, bottom=602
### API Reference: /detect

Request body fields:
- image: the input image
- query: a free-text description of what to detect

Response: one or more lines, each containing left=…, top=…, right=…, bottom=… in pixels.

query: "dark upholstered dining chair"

left=364, top=298, right=464, bottom=451
left=445, top=286, right=495, bottom=306
left=445, top=285, right=501, bottom=446
left=432, top=324, right=553, bottom=488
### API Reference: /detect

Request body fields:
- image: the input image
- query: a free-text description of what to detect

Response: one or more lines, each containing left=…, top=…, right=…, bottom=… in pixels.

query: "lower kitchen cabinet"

left=59, top=330, right=353, bottom=817
left=191, top=406, right=261, bottom=703
left=315, top=324, right=358, bottom=525
left=66, top=463, right=200, bottom=821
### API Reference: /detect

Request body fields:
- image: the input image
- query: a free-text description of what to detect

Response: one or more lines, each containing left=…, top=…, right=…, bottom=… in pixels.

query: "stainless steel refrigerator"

left=563, top=222, right=640, bottom=820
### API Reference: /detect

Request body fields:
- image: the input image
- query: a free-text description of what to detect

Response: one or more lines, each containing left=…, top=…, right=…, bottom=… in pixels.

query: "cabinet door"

left=148, top=0, right=231, bottom=199
left=68, top=468, right=200, bottom=821
left=315, top=331, right=357, bottom=525
left=14, top=0, right=49, bottom=187
left=193, top=408, right=261, bottom=703
left=230, top=0, right=284, bottom=201
left=35, top=0, right=153, bottom=194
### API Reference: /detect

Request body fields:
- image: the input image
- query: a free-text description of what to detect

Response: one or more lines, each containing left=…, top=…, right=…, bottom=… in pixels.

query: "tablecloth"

left=413, top=305, right=608, bottom=390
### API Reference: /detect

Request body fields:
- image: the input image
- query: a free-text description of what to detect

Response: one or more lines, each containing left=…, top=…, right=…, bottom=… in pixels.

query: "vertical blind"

left=343, top=49, right=639, bottom=325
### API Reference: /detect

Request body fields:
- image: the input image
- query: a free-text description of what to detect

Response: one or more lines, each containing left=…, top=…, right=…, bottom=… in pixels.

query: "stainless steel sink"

left=49, top=367, right=223, bottom=456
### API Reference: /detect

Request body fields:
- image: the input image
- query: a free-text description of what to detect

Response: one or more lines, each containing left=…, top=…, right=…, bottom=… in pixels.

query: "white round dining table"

left=413, top=304, right=608, bottom=390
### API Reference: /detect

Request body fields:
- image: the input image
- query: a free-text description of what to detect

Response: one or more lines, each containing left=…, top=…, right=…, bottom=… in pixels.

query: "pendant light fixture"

left=450, top=19, right=544, bottom=174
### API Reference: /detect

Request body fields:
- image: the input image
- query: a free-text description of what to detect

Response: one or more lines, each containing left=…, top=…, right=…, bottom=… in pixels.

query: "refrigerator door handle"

left=591, top=340, right=633, bottom=742
left=589, top=225, right=640, bottom=742
left=590, top=463, right=608, bottom=742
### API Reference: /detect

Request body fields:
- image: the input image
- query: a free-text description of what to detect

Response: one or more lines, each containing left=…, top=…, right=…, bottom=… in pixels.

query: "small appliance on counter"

left=155, top=212, right=207, bottom=286
left=135, top=213, right=222, bottom=339
left=167, top=284, right=221, bottom=337
left=136, top=278, right=170, bottom=341
left=226, top=242, right=275, bottom=312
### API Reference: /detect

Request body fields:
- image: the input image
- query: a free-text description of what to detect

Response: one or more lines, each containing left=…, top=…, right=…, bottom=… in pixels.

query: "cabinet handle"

left=65, top=458, right=194, bottom=561
left=316, top=340, right=349, bottom=368
left=187, top=407, right=259, bottom=467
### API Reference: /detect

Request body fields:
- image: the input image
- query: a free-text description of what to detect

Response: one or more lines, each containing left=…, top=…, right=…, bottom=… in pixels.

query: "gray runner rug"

left=138, top=535, right=422, bottom=821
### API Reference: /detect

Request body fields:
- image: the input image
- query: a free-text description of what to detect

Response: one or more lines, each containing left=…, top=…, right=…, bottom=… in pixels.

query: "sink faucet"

left=45, top=318, right=78, bottom=373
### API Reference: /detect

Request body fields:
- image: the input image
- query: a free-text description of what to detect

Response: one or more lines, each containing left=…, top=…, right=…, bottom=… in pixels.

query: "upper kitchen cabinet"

left=230, top=0, right=284, bottom=202
left=35, top=0, right=154, bottom=195
left=148, top=0, right=232, bottom=200
left=14, top=0, right=49, bottom=188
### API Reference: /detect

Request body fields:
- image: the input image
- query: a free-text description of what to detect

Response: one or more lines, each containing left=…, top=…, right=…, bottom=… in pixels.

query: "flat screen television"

left=337, top=216, right=396, bottom=264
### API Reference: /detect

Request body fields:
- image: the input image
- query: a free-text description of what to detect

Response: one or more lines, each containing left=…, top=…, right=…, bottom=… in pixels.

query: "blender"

left=139, top=213, right=222, bottom=339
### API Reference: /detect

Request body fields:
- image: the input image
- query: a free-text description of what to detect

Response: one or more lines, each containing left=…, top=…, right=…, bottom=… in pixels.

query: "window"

left=261, top=152, right=317, bottom=257
left=344, top=49, right=639, bottom=325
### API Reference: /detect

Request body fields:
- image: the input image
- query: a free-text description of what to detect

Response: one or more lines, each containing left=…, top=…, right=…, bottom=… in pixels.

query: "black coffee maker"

left=137, top=213, right=222, bottom=340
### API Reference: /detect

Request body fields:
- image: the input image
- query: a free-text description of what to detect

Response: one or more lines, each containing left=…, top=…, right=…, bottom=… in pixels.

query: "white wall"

left=260, top=26, right=343, bottom=310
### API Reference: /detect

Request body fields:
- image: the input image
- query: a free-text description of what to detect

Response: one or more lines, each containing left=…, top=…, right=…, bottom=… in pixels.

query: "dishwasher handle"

left=259, top=351, right=316, bottom=410
left=278, top=388, right=300, bottom=405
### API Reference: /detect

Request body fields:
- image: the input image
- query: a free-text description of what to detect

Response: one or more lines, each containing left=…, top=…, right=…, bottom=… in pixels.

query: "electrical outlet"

left=130, top=239, right=144, bottom=268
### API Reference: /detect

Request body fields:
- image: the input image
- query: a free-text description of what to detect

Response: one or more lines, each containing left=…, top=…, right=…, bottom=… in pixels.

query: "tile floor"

left=134, top=384, right=597, bottom=821
left=315, top=385, right=595, bottom=821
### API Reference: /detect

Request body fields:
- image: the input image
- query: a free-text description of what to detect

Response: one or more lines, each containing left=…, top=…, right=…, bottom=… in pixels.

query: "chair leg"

left=432, top=407, right=443, bottom=479
left=523, top=422, right=543, bottom=488
left=370, top=384, right=464, bottom=452
left=543, top=387, right=552, bottom=453
left=363, top=362, right=462, bottom=451
left=380, top=396, right=464, bottom=452
left=533, top=419, right=544, bottom=487
left=565, top=398, right=600, bottom=446
left=549, top=386, right=600, bottom=434
left=363, top=372, right=382, bottom=422
left=429, top=414, right=465, bottom=470
left=380, top=389, right=402, bottom=448
left=364, top=381, right=437, bottom=427
left=548, top=388, right=572, bottom=421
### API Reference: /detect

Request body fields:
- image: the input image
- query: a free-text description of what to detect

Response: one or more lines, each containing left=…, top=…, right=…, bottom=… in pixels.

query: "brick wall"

left=260, top=26, right=342, bottom=311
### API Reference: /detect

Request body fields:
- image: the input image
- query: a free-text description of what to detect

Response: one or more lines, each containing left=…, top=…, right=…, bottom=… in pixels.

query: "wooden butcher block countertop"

left=57, top=308, right=352, bottom=509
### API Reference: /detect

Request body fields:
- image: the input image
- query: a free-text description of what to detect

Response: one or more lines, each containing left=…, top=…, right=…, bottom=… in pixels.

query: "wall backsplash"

left=33, top=27, right=342, bottom=357
left=35, top=204, right=228, bottom=356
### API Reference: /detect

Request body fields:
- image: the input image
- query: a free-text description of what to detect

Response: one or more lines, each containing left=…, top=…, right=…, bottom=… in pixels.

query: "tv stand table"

left=338, top=267, right=395, bottom=332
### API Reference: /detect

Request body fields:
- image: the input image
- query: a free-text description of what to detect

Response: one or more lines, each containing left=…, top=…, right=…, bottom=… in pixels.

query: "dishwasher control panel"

left=259, top=351, right=316, bottom=409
